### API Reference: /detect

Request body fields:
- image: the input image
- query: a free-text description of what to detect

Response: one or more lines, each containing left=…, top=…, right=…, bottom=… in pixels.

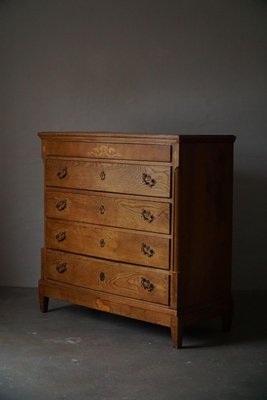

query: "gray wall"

left=0, top=0, right=266, bottom=289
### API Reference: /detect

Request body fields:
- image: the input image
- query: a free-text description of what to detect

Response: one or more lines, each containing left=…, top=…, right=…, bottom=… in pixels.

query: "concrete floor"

left=0, top=288, right=266, bottom=400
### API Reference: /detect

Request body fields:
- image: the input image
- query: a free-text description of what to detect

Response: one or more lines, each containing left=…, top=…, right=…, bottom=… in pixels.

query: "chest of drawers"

left=38, top=132, right=235, bottom=348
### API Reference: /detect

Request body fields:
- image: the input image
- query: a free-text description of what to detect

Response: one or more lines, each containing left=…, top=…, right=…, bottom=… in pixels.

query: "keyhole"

left=99, top=239, right=105, bottom=247
left=99, top=205, right=105, bottom=215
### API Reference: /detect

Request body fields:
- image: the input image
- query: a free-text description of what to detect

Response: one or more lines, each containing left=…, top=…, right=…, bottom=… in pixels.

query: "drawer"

left=44, top=249, right=169, bottom=305
left=45, top=159, right=171, bottom=198
left=43, top=140, right=171, bottom=162
left=46, top=219, right=170, bottom=269
left=46, top=190, right=171, bottom=234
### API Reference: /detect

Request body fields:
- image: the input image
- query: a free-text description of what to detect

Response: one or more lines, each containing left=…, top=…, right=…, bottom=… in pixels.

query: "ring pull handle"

left=100, top=171, right=106, bottom=180
left=56, top=262, right=67, bottom=274
left=57, top=167, right=68, bottom=179
left=99, top=205, right=105, bottom=215
left=141, top=277, right=154, bottom=292
left=141, top=209, right=154, bottom=223
left=142, top=173, right=156, bottom=188
left=141, top=243, right=155, bottom=258
left=99, top=239, right=105, bottom=248
left=99, top=272, right=105, bottom=281
left=56, top=231, right=66, bottom=242
left=56, top=199, right=67, bottom=211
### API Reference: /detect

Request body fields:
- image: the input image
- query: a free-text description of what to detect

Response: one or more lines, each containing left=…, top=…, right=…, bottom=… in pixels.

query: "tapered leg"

left=39, top=293, right=49, bottom=313
left=171, top=317, right=182, bottom=349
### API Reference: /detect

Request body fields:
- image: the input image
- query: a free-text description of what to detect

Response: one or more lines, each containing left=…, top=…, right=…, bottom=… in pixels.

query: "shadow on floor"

left=44, top=290, right=267, bottom=349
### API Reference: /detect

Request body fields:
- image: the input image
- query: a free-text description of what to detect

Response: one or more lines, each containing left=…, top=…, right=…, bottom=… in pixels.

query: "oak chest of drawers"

left=38, top=132, right=235, bottom=348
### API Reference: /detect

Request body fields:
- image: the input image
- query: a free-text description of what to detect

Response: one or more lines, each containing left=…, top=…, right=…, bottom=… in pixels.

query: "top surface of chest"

left=39, top=132, right=235, bottom=164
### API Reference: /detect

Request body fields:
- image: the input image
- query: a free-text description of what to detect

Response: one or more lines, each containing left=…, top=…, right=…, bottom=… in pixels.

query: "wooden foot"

left=39, top=295, right=49, bottom=313
left=171, top=317, right=182, bottom=349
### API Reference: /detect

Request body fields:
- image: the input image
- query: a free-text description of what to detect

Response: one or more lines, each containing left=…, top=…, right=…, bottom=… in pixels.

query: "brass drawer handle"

left=141, top=277, right=154, bottom=292
left=56, top=199, right=67, bottom=211
left=141, top=209, right=154, bottom=223
left=99, top=239, right=105, bottom=248
left=141, top=243, right=155, bottom=257
left=57, top=167, right=68, bottom=179
left=99, top=205, right=105, bottom=215
left=56, top=262, right=67, bottom=273
left=142, top=173, right=156, bottom=188
left=100, top=171, right=106, bottom=180
left=56, top=231, right=66, bottom=242
left=99, top=272, right=105, bottom=281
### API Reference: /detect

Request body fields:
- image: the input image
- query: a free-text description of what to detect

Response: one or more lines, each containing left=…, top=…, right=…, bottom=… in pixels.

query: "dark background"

left=0, top=0, right=266, bottom=289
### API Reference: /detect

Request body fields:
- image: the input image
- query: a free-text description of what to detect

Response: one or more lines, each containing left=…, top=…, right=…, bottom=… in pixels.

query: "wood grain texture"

left=45, top=190, right=170, bottom=234
left=46, top=219, right=170, bottom=269
left=178, top=141, right=234, bottom=311
left=45, top=159, right=171, bottom=198
left=39, top=279, right=175, bottom=326
left=43, top=140, right=171, bottom=162
left=44, top=249, right=169, bottom=305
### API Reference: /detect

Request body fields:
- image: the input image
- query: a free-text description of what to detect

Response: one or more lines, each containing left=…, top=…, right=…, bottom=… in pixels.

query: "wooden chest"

left=38, top=132, right=235, bottom=348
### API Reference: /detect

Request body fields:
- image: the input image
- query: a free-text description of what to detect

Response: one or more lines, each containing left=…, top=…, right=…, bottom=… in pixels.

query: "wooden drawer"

left=44, top=249, right=169, bottom=305
left=45, top=159, right=171, bottom=198
left=43, top=140, right=171, bottom=162
left=46, top=219, right=170, bottom=269
left=45, top=190, right=171, bottom=234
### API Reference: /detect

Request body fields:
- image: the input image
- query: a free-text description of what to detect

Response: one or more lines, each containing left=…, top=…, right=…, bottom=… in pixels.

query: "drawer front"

left=46, top=190, right=171, bottom=234
left=46, top=219, right=170, bottom=269
left=45, top=159, right=171, bottom=198
left=43, top=141, right=171, bottom=162
left=45, top=249, right=169, bottom=305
